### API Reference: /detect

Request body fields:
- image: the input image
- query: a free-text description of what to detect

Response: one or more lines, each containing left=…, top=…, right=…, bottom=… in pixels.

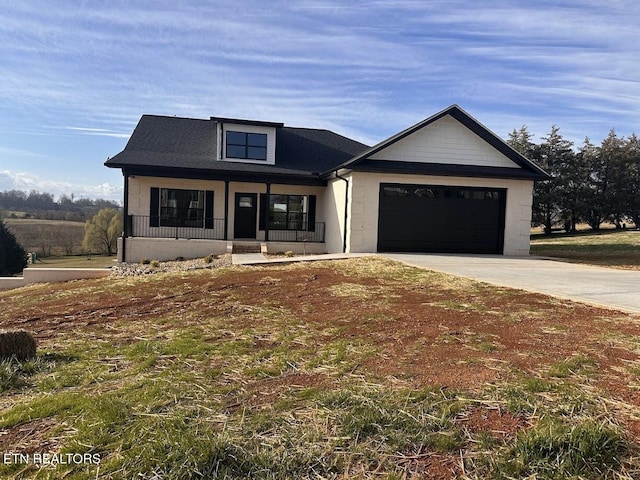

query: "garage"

left=377, top=183, right=506, bottom=254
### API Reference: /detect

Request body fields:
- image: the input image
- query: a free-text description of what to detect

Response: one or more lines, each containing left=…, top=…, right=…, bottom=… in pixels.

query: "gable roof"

left=322, top=105, right=549, bottom=180
left=106, top=106, right=548, bottom=183
left=105, top=114, right=369, bottom=182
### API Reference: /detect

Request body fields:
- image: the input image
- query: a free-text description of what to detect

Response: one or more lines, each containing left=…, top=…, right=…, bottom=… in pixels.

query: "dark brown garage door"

left=377, top=183, right=506, bottom=254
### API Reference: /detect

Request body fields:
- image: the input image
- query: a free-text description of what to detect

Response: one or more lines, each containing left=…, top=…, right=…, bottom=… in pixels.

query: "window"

left=226, top=131, right=267, bottom=160
left=268, top=195, right=307, bottom=230
left=160, top=188, right=205, bottom=227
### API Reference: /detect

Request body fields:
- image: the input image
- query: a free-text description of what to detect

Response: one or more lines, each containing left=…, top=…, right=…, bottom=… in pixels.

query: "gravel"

left=110, top=254, right=232, bottom=277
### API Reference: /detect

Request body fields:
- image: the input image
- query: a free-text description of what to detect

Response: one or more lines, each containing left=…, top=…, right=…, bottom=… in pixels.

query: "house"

left=105, top=105, right=548, bottom=262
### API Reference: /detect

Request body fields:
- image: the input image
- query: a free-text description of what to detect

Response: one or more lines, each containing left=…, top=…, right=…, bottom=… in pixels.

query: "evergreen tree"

left=600, top=130, right=634, bottom=228
left=532, top=126, right=573, bottom=234
left=624, top=134, right=640, bottom=227
left=581, top=138, right=608, bottom=230
left=0, top=219, right=27, bottom=276
left=507, top=125, right=536, bottom=157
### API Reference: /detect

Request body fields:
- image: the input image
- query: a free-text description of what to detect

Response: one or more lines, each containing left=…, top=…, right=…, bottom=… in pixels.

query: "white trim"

left=220, top=123, right=276, bottom=165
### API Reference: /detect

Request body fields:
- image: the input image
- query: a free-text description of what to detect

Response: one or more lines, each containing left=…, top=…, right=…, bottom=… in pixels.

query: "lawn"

left=26, top=255, right=117, bottom=269
left=1, top=257, right=640, bottom=479
left=531, top=229, right=640, bottom=269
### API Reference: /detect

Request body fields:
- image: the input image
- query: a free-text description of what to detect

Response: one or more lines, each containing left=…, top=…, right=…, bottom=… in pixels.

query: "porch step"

left=232, top=242, right=262, bottom=254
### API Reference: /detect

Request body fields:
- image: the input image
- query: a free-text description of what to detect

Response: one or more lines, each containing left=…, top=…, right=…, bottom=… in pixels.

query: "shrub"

left=140, top=259, right=151, bottom=265
left=0, top=331, right=37, bottom=360
left=0, top=219, right=27, bottom=275
left=284, top=251, right=295, bottom=257
left=204, top=254, right=215, bottom=264
left=150, top=260, right=160, bottom=268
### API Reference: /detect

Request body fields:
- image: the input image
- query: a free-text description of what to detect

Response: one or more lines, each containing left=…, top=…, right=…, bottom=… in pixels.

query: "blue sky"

left=1, top=1, right=639, bottom=203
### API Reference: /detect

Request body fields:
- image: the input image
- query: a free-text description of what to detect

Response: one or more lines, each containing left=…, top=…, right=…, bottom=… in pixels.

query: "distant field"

left=531, top=229, right=640, bottom=269
left=4, top=218, right=83, bottom=227
left=4, top=218, right=86, bottom=257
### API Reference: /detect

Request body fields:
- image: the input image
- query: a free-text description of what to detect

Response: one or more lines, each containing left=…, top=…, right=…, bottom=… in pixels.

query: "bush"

left=0, top=331, right=37, bottom=360
left=0, top=219, right=27, bottom=275
left=140, top=259, right=151, bottom=265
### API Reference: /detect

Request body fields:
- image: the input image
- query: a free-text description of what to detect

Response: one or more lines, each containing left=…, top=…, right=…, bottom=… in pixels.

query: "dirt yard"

left=2, top=257, right=640, bottom=478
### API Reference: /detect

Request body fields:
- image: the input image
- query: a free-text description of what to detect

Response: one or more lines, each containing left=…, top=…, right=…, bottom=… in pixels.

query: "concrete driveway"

left=382, top=253, right=640, bottom=314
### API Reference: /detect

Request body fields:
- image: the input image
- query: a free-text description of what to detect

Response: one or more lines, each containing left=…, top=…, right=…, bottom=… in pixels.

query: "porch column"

left=123, top=173, right=130, bottom=237
left=224, top=180, right=229, bottom=240
left=264, top=182, right=271, bottom=242
left=122, top=172, right=129, bottom=262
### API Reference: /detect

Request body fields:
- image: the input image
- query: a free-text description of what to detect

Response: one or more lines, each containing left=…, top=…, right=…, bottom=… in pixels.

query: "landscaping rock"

left=110, top=254, right=232, bottom=277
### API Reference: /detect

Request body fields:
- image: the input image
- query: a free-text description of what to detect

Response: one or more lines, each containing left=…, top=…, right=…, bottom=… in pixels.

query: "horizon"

left=2, top=1, right=639, bottom=203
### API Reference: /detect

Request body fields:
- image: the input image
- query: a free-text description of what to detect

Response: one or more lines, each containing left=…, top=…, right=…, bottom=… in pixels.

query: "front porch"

left=118, top=215, right=326, bottom=263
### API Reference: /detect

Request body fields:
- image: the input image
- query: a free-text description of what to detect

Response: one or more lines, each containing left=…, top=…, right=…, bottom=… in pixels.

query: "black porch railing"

left=127, top=215, right=325, bottom=243
left=266, top=222, right=325, bottom=243
left=128, top=215, right=225, bottom=240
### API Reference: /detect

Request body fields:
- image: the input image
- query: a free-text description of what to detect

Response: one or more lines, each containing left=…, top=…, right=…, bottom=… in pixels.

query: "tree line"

left=0, top=189, right=120, bottom=222
left=508, top=126, right=640, bottom=234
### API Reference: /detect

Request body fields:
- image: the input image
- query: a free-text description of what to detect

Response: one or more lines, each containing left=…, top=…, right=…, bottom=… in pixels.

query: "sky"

left=1, top=0, right=639, bottom=203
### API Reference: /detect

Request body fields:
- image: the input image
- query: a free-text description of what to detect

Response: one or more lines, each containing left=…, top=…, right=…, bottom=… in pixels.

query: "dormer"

left=211, top=117, right=283, bottom=166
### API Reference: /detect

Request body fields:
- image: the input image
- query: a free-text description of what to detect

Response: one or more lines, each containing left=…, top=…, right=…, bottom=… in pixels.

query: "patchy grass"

left=1, top=257, right=640, bottom=478
left=531, top=229, right=640, bottom=269
left=26, top=255, right=116, bottom=268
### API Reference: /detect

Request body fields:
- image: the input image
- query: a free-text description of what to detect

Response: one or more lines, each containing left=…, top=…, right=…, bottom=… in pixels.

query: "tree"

left=0, top=219, right=27, bottom=276
left=625, top=134, right=640, bottom=227
left=507, top=125, right=536, bottom=157
left=531, top=126, right=574, bottom=234
left=83, top=208, right=122, bottom=255
left=581, top=138, right=607, bottom=230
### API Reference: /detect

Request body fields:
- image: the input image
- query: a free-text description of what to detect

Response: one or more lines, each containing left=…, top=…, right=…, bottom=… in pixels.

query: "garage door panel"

left=377, top=183, right=505, bottom=254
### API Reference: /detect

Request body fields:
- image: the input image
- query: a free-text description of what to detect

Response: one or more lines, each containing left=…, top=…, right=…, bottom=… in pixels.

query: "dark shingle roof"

left=105, top=107, right=549, bottom=182
left=105, top=115, right=369, bottom=178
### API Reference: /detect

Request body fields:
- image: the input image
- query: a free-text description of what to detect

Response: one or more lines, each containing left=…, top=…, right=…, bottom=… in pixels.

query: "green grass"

left=490, top=418, right=626, bottom=479
left=26, top=254, right=116, bottom=268
left=531, top=229, right=640, bottom=268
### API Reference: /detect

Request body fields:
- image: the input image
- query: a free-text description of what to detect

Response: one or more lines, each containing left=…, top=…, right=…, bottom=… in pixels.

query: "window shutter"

left=308, top=195, right=316, bottom=232
left=259, top=193, right=267, bottom=230
left=205, top=190, right=214, bottom=229
left=150, top=187, right=160, bottom=227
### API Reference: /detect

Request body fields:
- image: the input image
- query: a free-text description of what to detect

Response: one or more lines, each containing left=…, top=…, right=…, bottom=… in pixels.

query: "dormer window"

left=226, top=131, right=267, bottom=161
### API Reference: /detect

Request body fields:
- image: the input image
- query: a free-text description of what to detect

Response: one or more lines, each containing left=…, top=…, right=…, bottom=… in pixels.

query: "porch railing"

left=266, top=222, right=325, bottom=243
left=128, top=215, right=225, bottom=240
left=127, top=215, right=325, bottom=243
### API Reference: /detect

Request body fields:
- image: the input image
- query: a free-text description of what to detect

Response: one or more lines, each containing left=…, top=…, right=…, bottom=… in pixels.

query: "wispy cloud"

left=0, top=0, right=639, bottom=193
left=64, top=127, right=131, bottom=139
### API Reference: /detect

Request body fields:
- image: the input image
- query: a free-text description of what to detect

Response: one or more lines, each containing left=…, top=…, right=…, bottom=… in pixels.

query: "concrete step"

left=232, top=242, right=261, bottom=254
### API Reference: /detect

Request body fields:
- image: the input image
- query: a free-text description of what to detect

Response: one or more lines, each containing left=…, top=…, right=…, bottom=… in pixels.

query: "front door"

left=234, top=193, right=257, bottom=238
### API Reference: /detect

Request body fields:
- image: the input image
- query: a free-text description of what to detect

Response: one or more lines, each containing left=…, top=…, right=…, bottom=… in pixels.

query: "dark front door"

left=234, top=193, right=257, bottom=238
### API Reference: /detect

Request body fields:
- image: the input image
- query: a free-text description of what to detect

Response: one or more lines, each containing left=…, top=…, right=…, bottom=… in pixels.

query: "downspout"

left=264, top=182, right=271, bottom=242
left=224, top=180, right=229, bottom=240
left=122, top=172, right=129, bottom=262
left=335, top=172, right=349, bottom=253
